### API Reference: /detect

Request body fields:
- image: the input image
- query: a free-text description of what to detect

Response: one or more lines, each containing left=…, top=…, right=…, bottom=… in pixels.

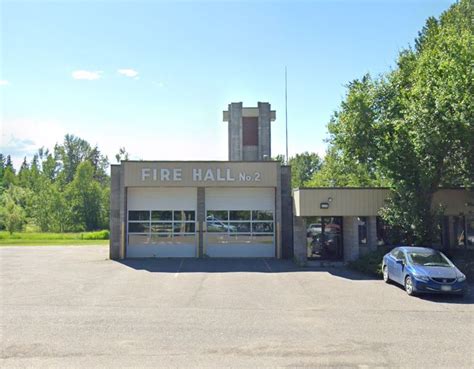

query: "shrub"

left=348, top=247, right=392, bottom=277
left=81, top=230, right=109, bottom=240
left=449, top=250, right=474, bottom=282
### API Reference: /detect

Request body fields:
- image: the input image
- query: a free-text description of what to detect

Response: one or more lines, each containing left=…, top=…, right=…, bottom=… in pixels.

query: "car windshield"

left=407, top=251, right=452, bottom=267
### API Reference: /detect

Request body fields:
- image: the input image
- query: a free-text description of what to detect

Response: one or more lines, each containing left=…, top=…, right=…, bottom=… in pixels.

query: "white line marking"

left=263, top=259, right=272, bottom=273
left=174, top=259, right=184, bottom=278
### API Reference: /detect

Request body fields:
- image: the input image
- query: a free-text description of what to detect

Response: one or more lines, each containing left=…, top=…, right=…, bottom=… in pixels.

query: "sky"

left=0, top=0, right=456, bottom=169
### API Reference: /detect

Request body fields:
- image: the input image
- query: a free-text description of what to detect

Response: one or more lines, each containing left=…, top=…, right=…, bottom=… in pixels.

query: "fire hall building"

left=109, top=103, right=474, bottom=263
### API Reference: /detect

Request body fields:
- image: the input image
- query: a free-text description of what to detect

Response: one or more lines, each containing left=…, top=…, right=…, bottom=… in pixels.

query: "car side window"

left=392, top=250, right=405, bottom=261
left=390, top=248, right=399, bottom=257
left=398, top=251, right=407, bottom=263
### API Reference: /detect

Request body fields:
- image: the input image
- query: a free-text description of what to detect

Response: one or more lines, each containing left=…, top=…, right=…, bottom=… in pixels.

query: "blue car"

left=382, top=246, right=467, bottom=296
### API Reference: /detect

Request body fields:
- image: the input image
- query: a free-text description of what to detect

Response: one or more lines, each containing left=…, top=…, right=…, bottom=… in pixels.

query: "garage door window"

left=252, top=211, right=273, bottom=221
left=128, top=222, right=150, bottom=233
left=206, top=210, right=273, bottom=237
left=151, top=211, right=172, bottom=221
left=150, top=223, right=173, bottom=233
left=252, top=222, right=273, bottom=233
left=129, top=211, right=150, bottom=221
left=174, top=211, right=195, bottom=221
left=128, top=210, right=196, bottom=245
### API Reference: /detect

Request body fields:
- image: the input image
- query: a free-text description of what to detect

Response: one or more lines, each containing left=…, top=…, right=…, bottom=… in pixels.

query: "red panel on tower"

left=242, top=117, right=258, bottom=146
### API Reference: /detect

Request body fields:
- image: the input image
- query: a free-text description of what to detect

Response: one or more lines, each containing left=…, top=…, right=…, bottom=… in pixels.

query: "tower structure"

left=223, top=102, right=276, bottom=161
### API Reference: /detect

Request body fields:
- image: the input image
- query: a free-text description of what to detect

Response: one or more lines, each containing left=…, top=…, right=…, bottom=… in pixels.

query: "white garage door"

left=127, top=188, right=197, bottom=258
left=205, top=188, right=275, bottom=257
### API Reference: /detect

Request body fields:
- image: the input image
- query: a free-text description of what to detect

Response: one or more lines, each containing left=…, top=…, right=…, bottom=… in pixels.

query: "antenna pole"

left=285, top=66, right=289, bottom=165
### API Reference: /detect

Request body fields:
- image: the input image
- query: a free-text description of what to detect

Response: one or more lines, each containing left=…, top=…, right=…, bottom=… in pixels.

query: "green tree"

left=2, top=155, right=17, bottom=188
left=66, top=161, right=106, bottom=231
left=0, top=185, right=29, bottom=233
left=39, top=149, right=59, bottom=181
left=0, top=154, right=5, bottom=191
left=115, top=147, right=129, bottom=163
left=288, top=152, right=321, bottom=188
left=308, top=147, right=387, bottom=187
left=18, top=157, right=31, bottom=188
left=55, top=134, right=109, bottom=186
left=31, top=178, right=68, bottom=232
left=322, top=0, right=474, bottom=244
left=89, top=146, right=110, bottom=186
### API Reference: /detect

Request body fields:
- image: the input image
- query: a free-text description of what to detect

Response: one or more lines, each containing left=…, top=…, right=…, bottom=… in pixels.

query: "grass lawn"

left=0, top=231, right=109, bottom=246
left=0, top=239, right=108, bottom=246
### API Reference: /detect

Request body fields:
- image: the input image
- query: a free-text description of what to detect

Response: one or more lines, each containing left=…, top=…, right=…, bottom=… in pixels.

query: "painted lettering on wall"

left=141, top=167, right=262, bottom=183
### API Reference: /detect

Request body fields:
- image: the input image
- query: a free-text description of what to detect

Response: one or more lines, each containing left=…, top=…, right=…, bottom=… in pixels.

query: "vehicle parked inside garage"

left=382, top=246, right=467, bottom=296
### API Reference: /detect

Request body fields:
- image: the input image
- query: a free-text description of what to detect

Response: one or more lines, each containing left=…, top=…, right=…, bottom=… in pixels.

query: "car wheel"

left=383, top=265, right=390, bottom=283
left=405, top=276, right=416, bottom=296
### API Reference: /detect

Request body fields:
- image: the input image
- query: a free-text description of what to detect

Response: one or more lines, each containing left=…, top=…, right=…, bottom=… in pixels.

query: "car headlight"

left=457, top=274, right=466, bottom=282
left=413, top=274, right=430, bottom=282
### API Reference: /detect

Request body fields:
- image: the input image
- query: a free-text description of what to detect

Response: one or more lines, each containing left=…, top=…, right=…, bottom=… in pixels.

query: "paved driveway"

left=1, top=246, right=473, bottom=369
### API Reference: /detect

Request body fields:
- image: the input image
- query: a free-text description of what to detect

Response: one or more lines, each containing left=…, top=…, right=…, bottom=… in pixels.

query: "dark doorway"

left=305, top=216, right=343, bottom=260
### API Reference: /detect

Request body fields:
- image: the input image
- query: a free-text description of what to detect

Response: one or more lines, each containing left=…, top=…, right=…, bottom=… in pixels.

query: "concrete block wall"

left=280, top=166, right=294, bottom=259
left=197, top=187, right=205, bottom=257
left=118, top=166, right=127, bottom=259
left=275, top=165, right=283, bottom=258
left=343, top=216, right=359, bottom=261
left=293, top=216, right=307, bottom=265
left=243, top=146, right=258, bottom=161
left=109, top=165, right=121, bottom=260
left=368, top=216, right=378, bottom=251
left=226, top=102, right=272, bottom=162
left=228, top=102, right=243, bottom=161
left=258, top=102, right=271, bottom=160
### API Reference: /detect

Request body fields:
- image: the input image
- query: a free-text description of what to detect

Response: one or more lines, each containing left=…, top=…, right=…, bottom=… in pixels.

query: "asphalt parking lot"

left=1, top=246, right=473, bottom=369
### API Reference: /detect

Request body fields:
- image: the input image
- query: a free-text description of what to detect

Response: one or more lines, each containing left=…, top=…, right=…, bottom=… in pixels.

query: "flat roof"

left=118, top=160, right=280, bottom=164
left=295, top=187, right=471, bottom=191
left=223, top=107, right=276, bottom=122
left=294, top=188, right=473, bottom=216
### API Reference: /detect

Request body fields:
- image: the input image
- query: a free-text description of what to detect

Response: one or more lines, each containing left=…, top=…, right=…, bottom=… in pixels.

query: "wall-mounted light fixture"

left=320, top=202, right=329, bottom=209
left=328, top=197, right=333, bottom=202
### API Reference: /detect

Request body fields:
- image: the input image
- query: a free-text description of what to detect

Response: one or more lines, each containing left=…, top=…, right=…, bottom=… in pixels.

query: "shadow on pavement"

left=388, top=280, right=473, bottom=304
left=116, top=257, right=377, bottom=280
left=116, top=258, right=473, bottom=303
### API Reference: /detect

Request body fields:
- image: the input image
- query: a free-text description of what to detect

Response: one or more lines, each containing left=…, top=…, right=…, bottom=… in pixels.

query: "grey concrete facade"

left=275, top=165, right=283, bottom=258
left=109, top=164, right=127, bottom=260
left=109, top=165, right=121, bottom=260
left=109, top=161, right=286, bottom=260
left=197, top=187, right=205, bottom=257
left=280, top=166, right=293, bottom=259
left=258, top=102, right=271, bottom=160
left=228, top=102, right=243, bottom=161
left=368, top=216, right=378, bottom=251
left=224, top=102, right=274, bottom=161
left=292, top=216, right=307, bottom=265
left=119, top=166, right=127, bottom=259
left=242, top=145, right=258, bottom=161
left=343, top=216, right=359, bottom=262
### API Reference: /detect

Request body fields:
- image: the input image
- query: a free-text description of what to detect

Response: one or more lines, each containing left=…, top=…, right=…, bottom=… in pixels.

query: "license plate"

left=441, top=285, right=452, bottom=291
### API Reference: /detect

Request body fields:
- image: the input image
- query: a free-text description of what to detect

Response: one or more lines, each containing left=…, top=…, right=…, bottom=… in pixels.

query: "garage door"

left=205, top=188, right=275, bottom=257
left=127, top=188, right=197, bottom=257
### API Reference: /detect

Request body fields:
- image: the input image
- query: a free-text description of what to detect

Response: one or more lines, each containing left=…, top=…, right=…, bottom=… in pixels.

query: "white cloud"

left=1, top=118, right=67, bottom=168
left=0, top=80, right=9, bottom=86
left=71, top=70, right=102, bottom=80
left=118, top=69, right=139, bottom=78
